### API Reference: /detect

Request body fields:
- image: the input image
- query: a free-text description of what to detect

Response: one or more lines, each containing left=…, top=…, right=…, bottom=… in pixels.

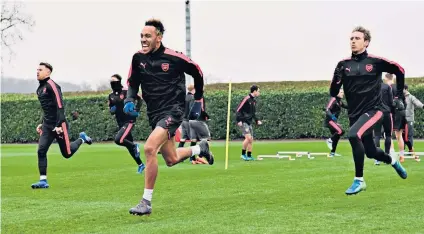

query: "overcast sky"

left=2, top=0, right=423, bottom=87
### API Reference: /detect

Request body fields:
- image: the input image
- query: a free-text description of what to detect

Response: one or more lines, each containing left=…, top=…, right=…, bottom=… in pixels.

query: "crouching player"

left=324, top=90, right=347, bottom=157
left=179, top=84, right=196, bottom=163
left=373, top=79, right=394, bottom=165
left=402, top=84, right=423, bottom=161
left=189, top=94, right=211, bottom=164
left=108, top=74, right=145, bottom=173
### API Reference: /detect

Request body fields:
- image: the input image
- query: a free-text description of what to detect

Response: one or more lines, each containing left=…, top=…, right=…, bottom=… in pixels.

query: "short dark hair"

left=404, top=84, right=409, bottom=90
left=385, top=73, right=394, bottom=80
left=111, top=74, right=122, bottom=81
left=145, top=18, right=165, bottom=36
left=39, top=62, right=53, bottom=72
left=250, top=85, right=259, bottom=93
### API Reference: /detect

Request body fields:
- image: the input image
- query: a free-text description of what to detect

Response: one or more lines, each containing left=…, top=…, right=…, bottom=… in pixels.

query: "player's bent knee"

left=245, top=134, right=252, bottom=141
left=114, top=135, right=123, bottom=145
left=165, top=159, right=177, bottom=167
left=144, top=145, right=158, bottom=157
left=364, top=148, right=377, bottom=159
left=347, top=130, right=359, bottom=140
left=62, top=152, right=73, bottom=159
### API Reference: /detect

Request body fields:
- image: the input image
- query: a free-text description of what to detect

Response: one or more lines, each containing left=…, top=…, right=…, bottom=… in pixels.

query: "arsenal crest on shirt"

left=161, top=63, right=169, bottom=72
left=365, top=64, right=373, bottom=72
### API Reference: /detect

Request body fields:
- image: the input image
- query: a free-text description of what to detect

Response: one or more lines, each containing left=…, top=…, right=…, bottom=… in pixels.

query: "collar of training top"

left=146, top=43, right=165, bottom=57
left=39, top=77, right=51, bottom=83
left=351, top=50, right=368, bottom=61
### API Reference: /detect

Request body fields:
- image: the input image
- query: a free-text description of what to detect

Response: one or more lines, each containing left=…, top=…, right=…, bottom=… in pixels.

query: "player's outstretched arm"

left=38, top=111, right=44, bottom=125
left=125, top=55, right=142, bottom=104
left=135, top=94, right=143, bottom=112
left=177, top=53, right=204, bottom=100
left=124, top=54, right=142, bottom=117
left=380, top=58, right=405, bottom=98
left=325, top=97, right=336, bottom=119
left=175, top=52, right=204, bottom=119
left=252, top=105, right=261, bottom=125
left=411, top=95, right=424, bottom=109
left=47, top=81, right=66, bottom=127
left=330, top=62, right=344, bottom=97
left=235, top=97, right=248, bottom=124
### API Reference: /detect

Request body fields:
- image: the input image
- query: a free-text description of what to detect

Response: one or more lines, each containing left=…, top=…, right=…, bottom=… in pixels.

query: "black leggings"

left=37, top=123, right=83, bottom=176
left=327, top=120, right=345, bottom=153
left=114, top=122, right=142, bottom=165
left=373, top=112, right=393, bottom=154
left=348, top=111, right=392, bottom=177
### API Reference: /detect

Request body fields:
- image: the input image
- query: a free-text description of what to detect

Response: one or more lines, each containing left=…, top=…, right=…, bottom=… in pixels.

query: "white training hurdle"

left=258, top=151, right=338, bottom=161
left=295, top=152, right=331, bottom=159
left=257, top=154, right=295, bottom=161
left=397, top=152, right=422, bottom=162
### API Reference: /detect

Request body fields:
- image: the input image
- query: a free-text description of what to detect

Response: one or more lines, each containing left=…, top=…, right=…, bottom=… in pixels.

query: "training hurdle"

left=257, top=154, right=296, bottom=161
left=397, top=152, right=422, bottom=162
left=294, top=152, right=332, bottom=159
left=258, top=151, right=337, bottom=161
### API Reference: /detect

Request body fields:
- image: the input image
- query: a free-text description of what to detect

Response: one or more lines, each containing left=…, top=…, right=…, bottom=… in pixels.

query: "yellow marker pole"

left=225, top=81, right=232, bottom=170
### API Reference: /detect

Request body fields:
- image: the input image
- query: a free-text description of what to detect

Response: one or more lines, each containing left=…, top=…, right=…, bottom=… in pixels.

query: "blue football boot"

left=392, top=161, right=407, bottom=179
left=31, top=179, right=49, bottom=189
left=345, top=179, right=366, bottom=195
left=79, top=132, right=92, bottom=145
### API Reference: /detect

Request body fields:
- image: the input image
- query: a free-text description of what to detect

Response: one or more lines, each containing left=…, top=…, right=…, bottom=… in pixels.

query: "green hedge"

left=1, top=86, right=423, bottom=143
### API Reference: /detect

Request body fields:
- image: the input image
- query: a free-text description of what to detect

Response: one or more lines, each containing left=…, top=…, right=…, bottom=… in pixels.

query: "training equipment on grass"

left=258, top=151, right=339, bottom=161
left=396, top=152, right=422, bottom=162
left=294, top=152, right=331, bottom=159
left=257, top=154, right=295, bottom=161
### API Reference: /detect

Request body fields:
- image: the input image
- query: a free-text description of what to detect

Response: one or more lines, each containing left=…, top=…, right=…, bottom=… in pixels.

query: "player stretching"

left=373, top=78, right=394, bottom=165
left=387, top=75, right=409, bottom=162
left=402, top=84, right=423, bottom=161
left=324, top=90, right=347, bottom=157
left=125, top=19, right=214, bottom=216
left=236, top=85, right=262, bottom=161
left=178, top=84, right=196, bottom=163
left=189, top=89, right=211, bottom=164
left=108, top=74, right=145, bottom=173
left=33, top=62, right=92, bottom=189
left=330, top=26, right=407, bottom=195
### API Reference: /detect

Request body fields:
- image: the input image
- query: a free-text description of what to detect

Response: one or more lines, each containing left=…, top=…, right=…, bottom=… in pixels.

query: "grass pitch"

left=2, top=140, right=423, bottom=233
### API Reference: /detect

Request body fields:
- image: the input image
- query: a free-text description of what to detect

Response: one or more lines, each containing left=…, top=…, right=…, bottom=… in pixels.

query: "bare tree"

left=1, top=1, right=35, bottom=64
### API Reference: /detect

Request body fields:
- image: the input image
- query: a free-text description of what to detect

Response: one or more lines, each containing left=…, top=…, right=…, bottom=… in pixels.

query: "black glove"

left=189, top=101, right=202, bottom=120
left=393, top=97, right=405, bottom=111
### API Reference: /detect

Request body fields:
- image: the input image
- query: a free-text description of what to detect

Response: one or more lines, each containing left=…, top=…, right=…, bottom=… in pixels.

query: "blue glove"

left=331, top=114, right=337, bottom=121
left=189, top=101, right=202, bottom=120
left=124, top=102, right=135, bottom=113
left=128, top=111, right=140, bottom=118
left=124, top=101, right=139, bottom=117
left=110, top=106, right=116, bottom=114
